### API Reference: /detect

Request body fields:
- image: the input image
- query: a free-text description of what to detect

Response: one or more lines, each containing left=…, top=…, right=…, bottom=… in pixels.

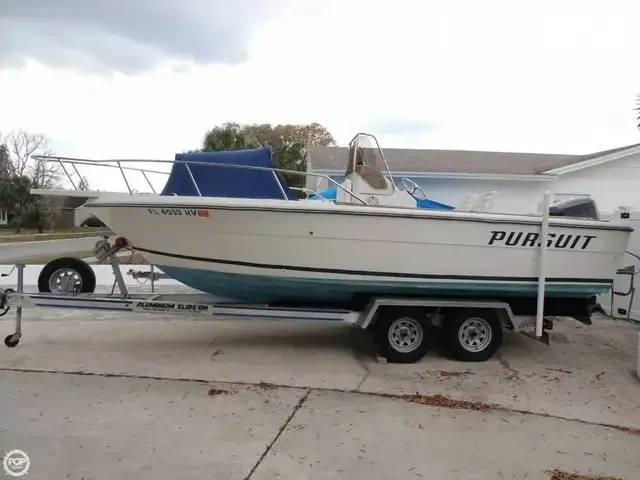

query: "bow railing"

left=30, top=155, right=368, bottom=205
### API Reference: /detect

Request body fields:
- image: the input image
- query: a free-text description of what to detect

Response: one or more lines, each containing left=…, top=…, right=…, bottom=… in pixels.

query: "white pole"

left=637, top=332, right=640, bottom=380
left=536, top=191, right=552, bottom=338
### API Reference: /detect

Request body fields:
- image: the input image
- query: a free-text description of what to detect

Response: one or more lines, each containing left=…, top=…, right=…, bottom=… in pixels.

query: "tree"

left=3, top=130, right=61, bottom=189
left=202, top=122, right=259, bottom=152
left=78, top=176, right=90, bottom=191
left=200, top=122, right=336, bottom=191
left=0, top=130, right=62, bottom=232
left=0, top=143, right=11, bottom=174
left=0, top=173, right=35, bottom=233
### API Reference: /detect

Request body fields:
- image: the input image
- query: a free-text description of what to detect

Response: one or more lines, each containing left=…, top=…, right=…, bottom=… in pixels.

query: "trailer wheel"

left=373, top=308, right=430, bottom=363
left=4, top=333, right=20, bottom=348
left=442, top=308, right=502, bottom=362
left=38, top=257, right=96, bottom=294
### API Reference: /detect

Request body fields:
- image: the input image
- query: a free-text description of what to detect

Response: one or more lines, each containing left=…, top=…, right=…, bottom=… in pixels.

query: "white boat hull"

left=84, top=194, right=632, bottom=308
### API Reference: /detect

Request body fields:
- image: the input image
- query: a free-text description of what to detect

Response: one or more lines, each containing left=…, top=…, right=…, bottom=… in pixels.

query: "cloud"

left=1, top=0, right=640, bottom=195
left=0, top=0, right=293, bottom=74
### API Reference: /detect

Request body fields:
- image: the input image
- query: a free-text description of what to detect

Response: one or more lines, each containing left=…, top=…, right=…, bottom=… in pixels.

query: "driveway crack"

left=243, top=388, right=311, bottom=479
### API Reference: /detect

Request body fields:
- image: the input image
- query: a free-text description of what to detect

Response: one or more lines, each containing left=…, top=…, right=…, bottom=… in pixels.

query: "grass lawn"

left=0, top=227, right=113, bottom=244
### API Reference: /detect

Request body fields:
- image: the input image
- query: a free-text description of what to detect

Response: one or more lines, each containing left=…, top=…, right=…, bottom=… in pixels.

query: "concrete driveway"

left=1, top=299, right=639, bottom=479
left=0, top=237, right=103, bottom=263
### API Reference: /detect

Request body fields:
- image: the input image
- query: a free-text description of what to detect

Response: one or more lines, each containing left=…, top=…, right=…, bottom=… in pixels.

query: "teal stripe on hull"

left=159, top=265, right=611, bottom=305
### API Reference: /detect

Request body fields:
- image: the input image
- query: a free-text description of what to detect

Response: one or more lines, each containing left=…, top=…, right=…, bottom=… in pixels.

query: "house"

left=0, top=207, right=7, bottom=227
left=46, top=195, right=96, bottom=228
left=306, top=142, right=640, bottom=214
left=63, top=196, right=94, bottom=227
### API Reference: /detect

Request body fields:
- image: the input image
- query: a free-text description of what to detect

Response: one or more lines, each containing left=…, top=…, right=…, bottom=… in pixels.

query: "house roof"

left=567, top=143, right=640, bottom=163
left=308, top=142, right=640, bottom=176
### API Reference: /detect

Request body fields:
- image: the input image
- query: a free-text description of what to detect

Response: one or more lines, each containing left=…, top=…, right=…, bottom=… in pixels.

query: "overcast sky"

left=1, top=0, right=639, bottom=172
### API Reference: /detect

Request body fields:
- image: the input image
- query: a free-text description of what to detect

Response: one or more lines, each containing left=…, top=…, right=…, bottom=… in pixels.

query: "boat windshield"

left=345, top=133, right=395, bottom=190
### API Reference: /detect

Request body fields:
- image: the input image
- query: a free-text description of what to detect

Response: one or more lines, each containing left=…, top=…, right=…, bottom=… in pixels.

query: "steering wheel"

left=400, top=177, right=428, bottom=201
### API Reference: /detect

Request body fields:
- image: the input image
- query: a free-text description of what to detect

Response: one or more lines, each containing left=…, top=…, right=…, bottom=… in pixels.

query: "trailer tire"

left=5, top=333, right=20, bottom=348
left=38, top=257, right=96, bottom=294
left=372, top=308, right=430, bottom=363
left=442, top=308, right=502, bottom=362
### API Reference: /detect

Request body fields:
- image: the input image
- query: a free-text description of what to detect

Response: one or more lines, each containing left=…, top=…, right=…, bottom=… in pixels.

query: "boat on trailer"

left=0, top=132, right=634, bottom=363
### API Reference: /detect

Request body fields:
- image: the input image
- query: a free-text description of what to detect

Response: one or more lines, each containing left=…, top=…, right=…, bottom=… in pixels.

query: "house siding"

left=598, top=209, right=640, bottom=321
left=552, top=153, right=640, bottom=213
left=406, top=178, right=551, bottom=213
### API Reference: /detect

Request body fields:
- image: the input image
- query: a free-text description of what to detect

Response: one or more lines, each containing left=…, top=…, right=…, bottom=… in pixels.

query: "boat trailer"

left=0, top=238, right=550, bottom=364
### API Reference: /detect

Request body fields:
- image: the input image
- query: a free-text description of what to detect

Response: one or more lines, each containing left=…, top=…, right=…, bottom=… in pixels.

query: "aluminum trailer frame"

left=0, top=238, right=546, bottom=363
left=1, top=270, right=537, bottom=362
